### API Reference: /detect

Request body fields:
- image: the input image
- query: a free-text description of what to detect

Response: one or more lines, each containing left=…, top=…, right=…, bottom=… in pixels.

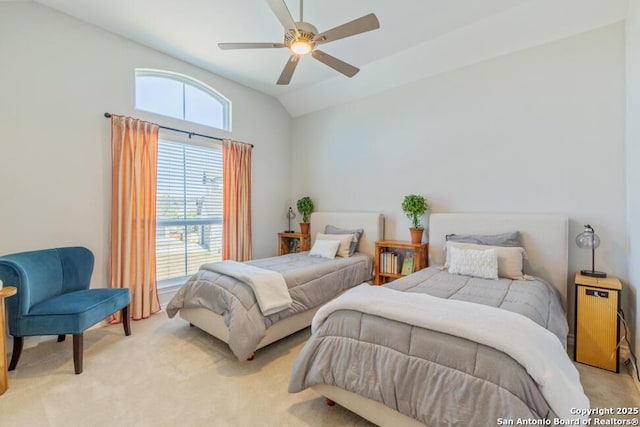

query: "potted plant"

left=296, top=196, right=314, bottom=235
left=402, top=194, right=429, bottom=244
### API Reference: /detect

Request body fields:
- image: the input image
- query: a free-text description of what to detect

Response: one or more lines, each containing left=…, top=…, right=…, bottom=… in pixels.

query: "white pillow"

left=314, top=232, right=355, bottom=258
left=309, top=239, right=341, bottom=259
left=448, top=246, right=498, bottom=280
left=444, top=241, right=527, bottom=280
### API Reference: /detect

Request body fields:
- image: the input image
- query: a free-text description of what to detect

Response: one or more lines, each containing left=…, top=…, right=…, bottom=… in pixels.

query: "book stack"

left=380, top=252, right=401, bottom=274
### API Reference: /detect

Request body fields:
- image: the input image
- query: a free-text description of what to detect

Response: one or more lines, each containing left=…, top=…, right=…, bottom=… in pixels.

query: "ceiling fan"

left=218, top=0, right=380, bottom=85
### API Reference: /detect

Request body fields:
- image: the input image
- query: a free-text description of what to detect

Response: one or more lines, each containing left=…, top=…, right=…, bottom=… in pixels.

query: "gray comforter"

left=166, top=252, right=373, bottom=360
left=289, top=267, right=569, bottom=426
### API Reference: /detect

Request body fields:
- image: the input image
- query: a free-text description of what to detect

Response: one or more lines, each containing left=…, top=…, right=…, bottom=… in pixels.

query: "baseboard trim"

left=625, top=358, right=640, bottom=394
left=620, top=344, right=640, bottom=394
left=618, top=343, right=640, bottom=395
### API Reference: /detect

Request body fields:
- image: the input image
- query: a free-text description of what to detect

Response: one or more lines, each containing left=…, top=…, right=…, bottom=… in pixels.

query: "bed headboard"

left=310, top=212, right=384, bottom=258
left=429, top=213, right=569, bottom=309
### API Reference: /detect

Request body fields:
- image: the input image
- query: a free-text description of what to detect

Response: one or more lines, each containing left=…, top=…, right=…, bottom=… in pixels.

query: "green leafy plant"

left=296, top=197, right=314, bottom=223
left=402, top=194, right=428, bottom=229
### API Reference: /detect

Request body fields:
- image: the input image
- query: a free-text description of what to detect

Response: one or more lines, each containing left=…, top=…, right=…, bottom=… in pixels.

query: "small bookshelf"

left=374, top=240, right=428, bottom=285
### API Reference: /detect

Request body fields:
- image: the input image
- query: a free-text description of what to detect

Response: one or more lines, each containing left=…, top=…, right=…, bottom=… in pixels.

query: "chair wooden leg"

left=57, top=335, right=66, bottom=342
left=121, top=305, right=131, bottom=336
left=73, top=333, right=83, bottom=374
left=8, top=336, right=23, bottom=371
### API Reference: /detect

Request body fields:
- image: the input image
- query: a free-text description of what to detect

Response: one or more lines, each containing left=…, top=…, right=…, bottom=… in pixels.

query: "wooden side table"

left=1, top=286, right=17, bottom=395
left=278, top=232, right=311, bottom=255
left=374, top=240, right=428, bottom=285
left=574, top=273, right=621, bottom=372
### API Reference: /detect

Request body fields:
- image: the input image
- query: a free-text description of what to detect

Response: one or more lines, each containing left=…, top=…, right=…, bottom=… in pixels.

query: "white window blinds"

left=156, top=139, right=223, bottom=282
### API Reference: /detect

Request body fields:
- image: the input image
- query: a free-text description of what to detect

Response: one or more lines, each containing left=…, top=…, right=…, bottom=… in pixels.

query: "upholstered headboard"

left=429, top=213, right=569, bottom=309
left=310, top=212, right=385, bottom=259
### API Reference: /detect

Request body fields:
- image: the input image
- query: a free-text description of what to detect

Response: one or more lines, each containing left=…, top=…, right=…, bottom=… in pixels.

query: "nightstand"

left=278, top=232, right=310, bottom=255
left=574, top=272, right=621, bottom=372
left=374, top=240, right=428, bottom=285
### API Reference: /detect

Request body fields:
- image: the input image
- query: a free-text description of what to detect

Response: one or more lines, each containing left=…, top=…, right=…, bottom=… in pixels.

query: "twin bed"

left=289, top=213, right=589, bottom=426
left=166, top=212, right=384, bottom=360
left=167, top=212, right=589, bottom=426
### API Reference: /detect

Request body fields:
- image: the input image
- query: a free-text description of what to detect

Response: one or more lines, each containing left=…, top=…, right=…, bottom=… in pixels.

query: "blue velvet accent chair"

left=0, top=247, right=131, bottom=374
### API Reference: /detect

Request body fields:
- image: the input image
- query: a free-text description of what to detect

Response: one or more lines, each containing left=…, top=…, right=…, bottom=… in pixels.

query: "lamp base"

left=580, top=269, right=607, bottom=278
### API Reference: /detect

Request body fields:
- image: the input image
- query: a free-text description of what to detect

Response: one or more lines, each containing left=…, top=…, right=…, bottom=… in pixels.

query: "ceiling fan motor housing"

left=285, top=22, right=318, bottom=48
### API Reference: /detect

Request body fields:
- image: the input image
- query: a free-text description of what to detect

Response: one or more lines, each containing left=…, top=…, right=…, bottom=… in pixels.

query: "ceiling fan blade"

left=312, top=50, right=359, bottom=77
left=218, top=42, right=286, bottom=50
left=277, top=55, right=300, bottom=85
left=315, top=13, right=380, bottom=44
left=266, top=0, right=299, bottom=35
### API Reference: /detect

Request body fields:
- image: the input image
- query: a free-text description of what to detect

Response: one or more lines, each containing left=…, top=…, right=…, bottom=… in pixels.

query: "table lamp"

left=286, top=207, right=296, bottom=233
left=576, top=224, right=607, bottom=278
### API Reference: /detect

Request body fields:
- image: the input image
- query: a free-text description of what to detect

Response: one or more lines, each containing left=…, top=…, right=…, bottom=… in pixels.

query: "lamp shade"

left=576, top=224, right=606, bottom=278
left=576, top=225, right=600, bottom=249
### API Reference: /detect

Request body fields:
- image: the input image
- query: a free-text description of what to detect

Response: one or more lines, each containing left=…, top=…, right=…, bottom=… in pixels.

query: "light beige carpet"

left=0, top=312, right=638, bottom=427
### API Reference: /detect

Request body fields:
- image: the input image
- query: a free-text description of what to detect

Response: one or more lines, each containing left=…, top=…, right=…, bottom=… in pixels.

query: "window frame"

left=135, top=68, right=232, bottom=131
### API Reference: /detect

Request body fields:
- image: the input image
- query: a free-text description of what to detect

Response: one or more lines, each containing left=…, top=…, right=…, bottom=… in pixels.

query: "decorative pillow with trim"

left=448, top=246, right=499, bottom=280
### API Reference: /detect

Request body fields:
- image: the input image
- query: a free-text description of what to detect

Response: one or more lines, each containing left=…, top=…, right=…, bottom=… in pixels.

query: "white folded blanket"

left=313, top=284, right=590, bottom=422
left=202, top=261, right=292, bottom=316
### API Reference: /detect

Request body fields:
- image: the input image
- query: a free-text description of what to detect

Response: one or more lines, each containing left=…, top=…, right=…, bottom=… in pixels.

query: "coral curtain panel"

left=109, top=115, right=161, bottom=321
left=223, top=140, right=253, bottom=261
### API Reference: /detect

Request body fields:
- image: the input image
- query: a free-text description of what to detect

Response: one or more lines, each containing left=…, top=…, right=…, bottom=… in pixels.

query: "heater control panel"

left=585, top=289, right=609, bottom=298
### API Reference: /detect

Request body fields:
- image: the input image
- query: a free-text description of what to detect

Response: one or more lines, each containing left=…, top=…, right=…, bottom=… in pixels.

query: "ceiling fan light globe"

left=291, top=41, right=312, bottom=55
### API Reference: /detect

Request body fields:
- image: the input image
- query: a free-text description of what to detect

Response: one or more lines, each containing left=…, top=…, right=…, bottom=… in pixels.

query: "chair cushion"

left=18, top=289, right=131, bottom=336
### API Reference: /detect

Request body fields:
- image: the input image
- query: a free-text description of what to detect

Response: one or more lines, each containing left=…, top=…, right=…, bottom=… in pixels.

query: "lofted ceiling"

left=34, top=0, right=629, bottom=116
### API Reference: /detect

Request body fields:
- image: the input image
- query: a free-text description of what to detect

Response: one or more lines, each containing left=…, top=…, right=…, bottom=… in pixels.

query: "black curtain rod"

left=103, top=112, right=253, bottom=148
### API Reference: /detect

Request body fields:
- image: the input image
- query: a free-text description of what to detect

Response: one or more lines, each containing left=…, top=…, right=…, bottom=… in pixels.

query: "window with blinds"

left=156, top=139, right=223, bottom=283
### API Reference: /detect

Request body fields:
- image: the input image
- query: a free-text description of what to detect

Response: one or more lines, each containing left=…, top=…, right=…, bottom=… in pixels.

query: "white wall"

left=291, top=23, right=627, bottom=323
left=0, top=2, right=292, bottom=288
left=627, top=2, right=640, bottom=360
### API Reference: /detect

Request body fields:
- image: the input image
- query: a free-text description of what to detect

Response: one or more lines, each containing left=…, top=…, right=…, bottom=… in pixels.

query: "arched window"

left=135, top=69, right=231, bottom=131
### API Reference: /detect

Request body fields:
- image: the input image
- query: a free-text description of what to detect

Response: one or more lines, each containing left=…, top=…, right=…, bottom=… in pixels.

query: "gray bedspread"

left=166, top=252, right=373, bottom=360
left=289, top=267, right=569, bottom=426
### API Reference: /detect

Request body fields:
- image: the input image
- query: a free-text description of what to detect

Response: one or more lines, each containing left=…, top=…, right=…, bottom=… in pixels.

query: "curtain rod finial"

left=104, top=112, right=111, bottom=118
